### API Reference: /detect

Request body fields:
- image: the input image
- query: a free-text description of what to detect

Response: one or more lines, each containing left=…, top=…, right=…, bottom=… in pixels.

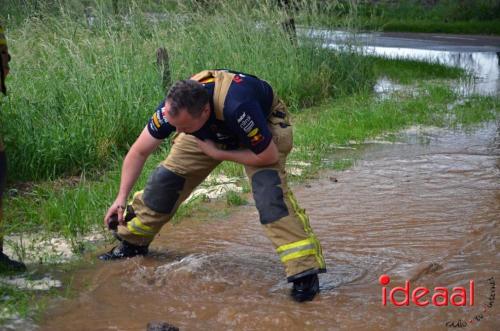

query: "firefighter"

left=101, top=70, right=326, bottom=302
left=0, top=23, right=27, bottom=272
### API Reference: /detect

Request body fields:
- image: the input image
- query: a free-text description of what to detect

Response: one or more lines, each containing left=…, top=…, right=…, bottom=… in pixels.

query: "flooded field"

left=34, top=121, right=499, bottom=331
left=1, top=30, right=498, bottom=331
left=303, top=29, right=500, bottom=96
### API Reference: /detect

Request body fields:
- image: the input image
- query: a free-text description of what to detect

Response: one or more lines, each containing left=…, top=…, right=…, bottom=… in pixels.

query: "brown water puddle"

left=37, top=123, right=499, bottom=331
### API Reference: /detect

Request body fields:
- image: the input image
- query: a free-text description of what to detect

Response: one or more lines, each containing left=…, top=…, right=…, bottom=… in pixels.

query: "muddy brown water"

left=35, top=122, right=500, bottom=331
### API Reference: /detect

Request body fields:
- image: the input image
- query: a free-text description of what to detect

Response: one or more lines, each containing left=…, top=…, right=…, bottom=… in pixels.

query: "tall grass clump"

left=1, top=0, right=374, bottom=181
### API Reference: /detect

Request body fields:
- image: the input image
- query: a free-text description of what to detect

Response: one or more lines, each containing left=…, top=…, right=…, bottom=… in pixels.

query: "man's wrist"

left=116, top=193, right=128, bottom=204
left=213, top=149, right=224, bottom=161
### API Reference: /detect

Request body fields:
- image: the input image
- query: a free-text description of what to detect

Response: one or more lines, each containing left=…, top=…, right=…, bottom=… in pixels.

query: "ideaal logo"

left=379, top=274, right=474, bottom=307
left=378, top=275, right=496, bottom=327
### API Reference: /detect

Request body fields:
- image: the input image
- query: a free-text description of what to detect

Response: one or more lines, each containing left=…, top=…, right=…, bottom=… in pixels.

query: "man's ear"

left=202, top=103, right=211, bottom=116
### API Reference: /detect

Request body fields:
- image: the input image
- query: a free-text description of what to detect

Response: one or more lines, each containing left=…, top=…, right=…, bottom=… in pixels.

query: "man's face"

left=162, top=101, right=210, bottom=134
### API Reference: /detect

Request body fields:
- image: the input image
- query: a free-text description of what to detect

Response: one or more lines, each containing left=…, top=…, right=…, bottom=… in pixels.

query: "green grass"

left=170, top=194, right=207, bottom=224
left=365, top=0, right=500, bottom=22
left=450, top=95, right=500, bottom=127
left=0, top=281, right=51, bottom=326
left=0, top=260, right=85, bottom=327
left=372, top=57, right=466, bottom=84
left=2, top=146, right=172, bottom=249
left=0, top=0, right=373, bottom=181
left=0, top=284, right=36, bottom=323
left=226, top=191, right=247, bottom=207
left=288, top=85, right=498, bottom=178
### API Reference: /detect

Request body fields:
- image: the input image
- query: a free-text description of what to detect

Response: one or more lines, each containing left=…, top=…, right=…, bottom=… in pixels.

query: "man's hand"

left=102, top=126, right=163, bottom=230
left=196, top=138, right=221, bottom=160
left=196, top=137, right=279, bottom=166
left=104, top=199, right=127, bottom=229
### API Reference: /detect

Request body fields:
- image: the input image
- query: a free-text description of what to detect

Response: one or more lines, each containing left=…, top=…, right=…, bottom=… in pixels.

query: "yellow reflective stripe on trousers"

left=287, top=191, right=312, bottom=233
left=127, top=217, right=155, bottom=237
left=277, top=238, right=313, bottom=254
left=277, top=238, right=317, bottom=263
left=286, top=191, right=326, bottom=269
left=281, top=249, right=316, bottom=263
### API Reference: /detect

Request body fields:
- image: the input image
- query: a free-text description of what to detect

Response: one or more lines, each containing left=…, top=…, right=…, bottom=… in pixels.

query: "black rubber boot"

left=291, top=273, right=319, bottom=302
left=0, top=252, right=27, bottom=272
left=98, top=240, right=149, bottom=261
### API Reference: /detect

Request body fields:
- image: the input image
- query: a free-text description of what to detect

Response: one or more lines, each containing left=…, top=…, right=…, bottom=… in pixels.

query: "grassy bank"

left=0, top=0, right=373, bottom=181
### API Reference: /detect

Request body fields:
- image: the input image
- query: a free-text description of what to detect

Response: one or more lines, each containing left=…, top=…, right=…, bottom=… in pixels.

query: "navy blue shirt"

left=148, top=72, right=274, bottom=154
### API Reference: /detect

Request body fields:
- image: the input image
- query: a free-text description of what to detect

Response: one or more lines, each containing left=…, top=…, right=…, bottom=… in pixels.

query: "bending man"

left=101, top=70, right=326, bottom=302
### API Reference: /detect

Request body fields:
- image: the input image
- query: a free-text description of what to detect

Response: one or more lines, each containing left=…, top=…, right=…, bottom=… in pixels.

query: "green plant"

left=226, top=190, right=247, bottom=206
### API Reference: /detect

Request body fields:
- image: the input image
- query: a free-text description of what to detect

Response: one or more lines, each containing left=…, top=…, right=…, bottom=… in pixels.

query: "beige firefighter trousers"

left=116, top=98, right=326, bottom=280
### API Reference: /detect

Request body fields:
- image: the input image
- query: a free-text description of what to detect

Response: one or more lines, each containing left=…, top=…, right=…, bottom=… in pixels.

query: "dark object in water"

left=108, top=214, right=119, bottom=230
left=147, top=321, right=179, bottom=331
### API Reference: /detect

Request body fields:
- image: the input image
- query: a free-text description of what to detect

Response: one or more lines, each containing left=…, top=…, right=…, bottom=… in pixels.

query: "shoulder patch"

left=152, top=112, right=161, bottom=128
left=250, top=132, right=264, bottom=146
left=233, top=75, right=243, bottom=84
left=247, top=128, right=259, bottom=138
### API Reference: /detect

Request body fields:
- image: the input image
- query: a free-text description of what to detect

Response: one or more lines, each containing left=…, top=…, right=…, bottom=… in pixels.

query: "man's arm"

left=104, top=127, right=163, bottom=225
left=196, top=138, right=279, bottom=167
left=197, top=100, right=280, bottom=166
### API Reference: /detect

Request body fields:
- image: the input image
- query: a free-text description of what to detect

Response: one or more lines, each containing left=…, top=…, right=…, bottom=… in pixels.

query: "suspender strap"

left=191, top=70, right=235, bottom=121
